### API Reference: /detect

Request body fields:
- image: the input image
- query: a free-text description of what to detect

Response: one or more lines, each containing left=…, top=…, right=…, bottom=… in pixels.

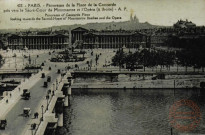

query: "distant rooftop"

left=174, top=19, right=196, bottom=28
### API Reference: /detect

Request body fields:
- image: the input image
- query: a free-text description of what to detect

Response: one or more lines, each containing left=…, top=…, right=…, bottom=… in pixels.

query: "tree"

left=158, top=50, right=175, bottom=71
left=112, top=49, right=127, bottom=71
left=125, top=52, right=135, bottom=70
left=138, top=49, right=155, bottom=72
left=176, top=50, right=193, bottom=72
left=0, top=54, right=3, bottom=67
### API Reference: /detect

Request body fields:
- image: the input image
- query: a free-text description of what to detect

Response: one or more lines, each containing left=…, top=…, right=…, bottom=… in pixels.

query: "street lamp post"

left=15, top=56, right=17, bottom=69
left=23, top=56, right=24, bottom=66
left=56, top=79, right=58, bottom=90
left=46, top=95, right=49, bottom=110
left=41, top=105, right=44, bottom=121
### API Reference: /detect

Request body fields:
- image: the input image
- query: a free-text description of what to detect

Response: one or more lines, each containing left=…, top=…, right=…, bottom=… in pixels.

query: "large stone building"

left=71, top=27, right=88, bottom=44
left=7, top=33, right=69, bottom=49
left=71, top=27, right=150, bottom=49
left=174, top=19, right=196, bottom=29
left=7, top=27, right=151, bottom=50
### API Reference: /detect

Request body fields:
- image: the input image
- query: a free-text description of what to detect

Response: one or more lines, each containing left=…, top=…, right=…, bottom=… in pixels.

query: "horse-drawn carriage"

left=23, top=108, right=31, bottom=117
left=21, top=89, right=30, bottom=100
left=0, top=119, right=7, bottom=129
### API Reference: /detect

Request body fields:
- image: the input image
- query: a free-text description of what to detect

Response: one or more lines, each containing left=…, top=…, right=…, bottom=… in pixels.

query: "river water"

left=56, top=89, right=205, bottom=135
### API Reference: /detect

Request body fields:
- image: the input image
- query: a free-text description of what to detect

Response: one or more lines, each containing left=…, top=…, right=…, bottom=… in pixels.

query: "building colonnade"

left=83, top=34, right=146, bottom=49
left=8, top=35, right=69, bottom=50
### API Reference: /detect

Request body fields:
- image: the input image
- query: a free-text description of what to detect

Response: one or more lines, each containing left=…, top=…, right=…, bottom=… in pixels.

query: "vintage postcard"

left=0, top=0, right=205, bottom=135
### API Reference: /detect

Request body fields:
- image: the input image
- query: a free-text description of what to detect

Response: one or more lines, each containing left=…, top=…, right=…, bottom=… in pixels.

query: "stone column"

left=39, top=38, right=41, bottom=49
left=78, top=33, right=80, bottom=40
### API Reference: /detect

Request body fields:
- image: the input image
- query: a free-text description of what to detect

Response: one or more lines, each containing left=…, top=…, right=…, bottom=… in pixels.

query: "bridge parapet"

left=31, top=71, right=73, bottom=135
left=35, top=112, right=58, bottom=135
left=44, top=112, right=58, bottom=123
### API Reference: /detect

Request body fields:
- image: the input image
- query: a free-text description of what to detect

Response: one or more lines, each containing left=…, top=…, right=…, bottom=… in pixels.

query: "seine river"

left=55, top=89, right=205, bottom=135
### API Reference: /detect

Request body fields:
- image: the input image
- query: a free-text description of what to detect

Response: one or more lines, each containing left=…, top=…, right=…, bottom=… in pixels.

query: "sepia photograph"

left=0, top=0, right=205, bottom=134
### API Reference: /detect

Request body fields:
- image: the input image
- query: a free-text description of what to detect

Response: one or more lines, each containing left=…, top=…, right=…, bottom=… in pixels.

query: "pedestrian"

left=36, top=112, right=39, bottom=118
left=32, top=123, right=36, bottom=129
left=34, top=113, right=37, bottom=118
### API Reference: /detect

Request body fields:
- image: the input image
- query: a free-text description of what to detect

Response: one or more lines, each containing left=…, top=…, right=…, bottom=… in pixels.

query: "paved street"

left=0, top=49, right=93, bottom=135
left=0, top=62, right=62, bottom=135
left=0, top=50, right=67, bottom=135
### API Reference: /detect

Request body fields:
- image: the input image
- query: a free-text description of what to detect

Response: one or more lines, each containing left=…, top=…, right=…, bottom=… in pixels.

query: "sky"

left=0, top=0, right=205, bottom=29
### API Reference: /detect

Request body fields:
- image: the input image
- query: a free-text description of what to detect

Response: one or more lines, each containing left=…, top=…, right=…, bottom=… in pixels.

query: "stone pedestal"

left=64, top=96, right=68, bottom=107
left=68, top=87, right=71, bottom=95
left=57, top=113, right=63, bottom=127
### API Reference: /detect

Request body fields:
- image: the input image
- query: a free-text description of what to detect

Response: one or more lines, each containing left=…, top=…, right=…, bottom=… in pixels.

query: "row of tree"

left=112, top=48, right=205, bottom=72
left=166, top=34, right=205, bottom=72
left=0, top=54, right=4, bottom=67
left=176, top=49, right=205, bottom=72
left=165, top=35, right=205, bottom=50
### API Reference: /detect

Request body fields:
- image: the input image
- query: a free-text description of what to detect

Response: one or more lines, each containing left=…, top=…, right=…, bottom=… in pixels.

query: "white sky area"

left=0, top=0, right=205, bottom=29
